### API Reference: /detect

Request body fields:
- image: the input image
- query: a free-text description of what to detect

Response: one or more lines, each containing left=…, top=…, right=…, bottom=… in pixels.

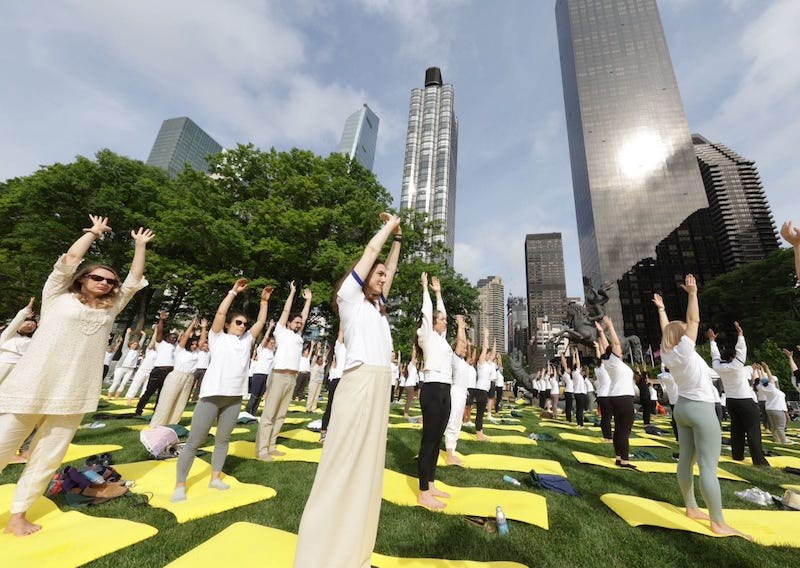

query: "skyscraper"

left=525, top=233, right=567, bottom=327
left=507, top=296, right=529, bottom=356
left=692, top=134, right=779, bottom=270
left=146, top=117, right=222, bottom=179
left=556, top=0, right=709, bottom=325
left=475, top=276, right=505, bottom=352
left=337, top=104, right=379, bottom=171
left=400, top=67, right=459, bottom=264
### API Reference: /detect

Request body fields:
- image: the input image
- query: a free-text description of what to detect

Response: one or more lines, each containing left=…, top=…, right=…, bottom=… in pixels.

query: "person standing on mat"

left=598, top=318, right=637, bottom=469
left=473, top=328, right=492, bottom=441
left=592, top=336, right=612, bottom=443
left=319, top=327, right=345, bottom=443
left=561, top=361, right=575, bottom=422
left=245, top=319, right=276, bottom=416
left=567, top=347, right=588, bottom=427
left=655, top=276, right=751, bottom=539
left=0, top=215, right=151, bottom=536
left=306, top=343, right=326, bottom=412
left=708, top=323, right=769, bottom=466
left=125, top=324, right=158, bottom=405
left=150, top=318, right=204, bottom=427
left=172, top=278, right=270, bottom=501
left=135, top=310, right=177, bottom=416
left=444, top=314, right=470, bottom=466
left=757, top=362, right=790, bottom=445
left=256, top=281, right=312, bottom=460
left=292, top=343, right=313, bottom=401
left=294, top=212, right=401, bottom=568
left=404, top=344, right=419, bottom=419
left=657, top=364, right=680, bottom=441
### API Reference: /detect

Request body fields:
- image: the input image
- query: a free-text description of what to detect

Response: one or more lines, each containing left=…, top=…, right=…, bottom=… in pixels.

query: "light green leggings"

left=673, top=397, right=724, bottom=523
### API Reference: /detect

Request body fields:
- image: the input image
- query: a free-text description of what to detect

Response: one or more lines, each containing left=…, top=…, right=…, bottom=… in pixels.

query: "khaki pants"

left=256, top=371, right=296, bottom=457
left=150, top=370, right=195, bottom=428
left=306, top=381, right=323, bottom=412
left=0, top=413, right=83, bottom=513
left=294, top=365, right=391, bottom=568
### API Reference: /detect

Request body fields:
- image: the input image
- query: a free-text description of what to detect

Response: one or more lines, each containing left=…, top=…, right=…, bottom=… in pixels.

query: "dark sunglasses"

left=232, top=319, right=248, bottom=326
left=86, top=274, right=119, bottom=286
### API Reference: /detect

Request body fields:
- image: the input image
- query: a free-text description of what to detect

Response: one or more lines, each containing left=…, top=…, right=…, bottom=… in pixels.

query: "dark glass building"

left=556, top=0, right=710, bottom=326
left=146, top=117, right=222, bottom=179
left=525, top=233, right=567, bottom=327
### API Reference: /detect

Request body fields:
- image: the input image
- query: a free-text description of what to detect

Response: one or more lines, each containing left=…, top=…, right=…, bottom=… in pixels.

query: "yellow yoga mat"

left=389, top=413, right=422, bottom=419
left=387, top=423, right=536, bottom=445
left=287, top=405, right=324, bottom=414
left=277, top=428, right=321, bottom=443
left=635, top=432, right=678, bottom=444
left=166, top=522, right=528, bottom=567
left=471, top=423, right=526, bottom=433
left=719, top=455, right=800, bottom=468
left=64, top=443, right=123, bottom=463
left=781, top=484, right=800, bottom=492
left=571, top=451, right=746, bottom=482
left=0, top=484, right=157, bottom=565
left=125, top=424, right=250, bottom=436
left=438, top=451, right=566, bottom=477
left=113, top=459, right=276, bottom=523
left=381, top=469, right=548, bottom=529
left=559, top=432, right=667, bottom=448
left=601, top=493, right=799, bottom=546
left=538, top=421, right=603, bottom=433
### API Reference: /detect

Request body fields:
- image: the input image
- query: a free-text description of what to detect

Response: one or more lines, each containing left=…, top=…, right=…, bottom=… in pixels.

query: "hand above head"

left=782, top=348, right=793, bottom=358
left=733, top=321, right=743, bottom=336
left=84, top=215, right=112, bottom=237
left=262, top=286, right=275, bottom=302
left=780, top=220, right=800, bottom=246
left=679, top=274, right=697, bottom=295
left=25, top=296, right=35, bottom=314
left=706, top=328, right=717, bottom=342
left=289, top=280, right=296, bottom=294
left=652, top=293, right=665, bottom=310
left=455, top=314, right=465, bottom=326
left=232, top=278, right=249, bottom=294
left=159, top=310, right=169, bottom=320
left=200, top=318, right=208, bottom=328
left=379, top=212, right=402, bottom=233
left=430, top=276, right=441, bottom=293
left=420, top=272, right=428, bottom=289
left=301, top=287, right=312, bottom=301
left=131, top=227, right=155, bottom=246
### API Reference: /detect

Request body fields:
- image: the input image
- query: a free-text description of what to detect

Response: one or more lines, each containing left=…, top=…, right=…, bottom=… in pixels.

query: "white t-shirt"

left=119, top=348, right=139, bottom=369
left=547, top=376, right=558, bottom=395
left=0, top=335, right=32, bottom=365
left=561, top=372, right=574, bottom=393
left=648, top=386, right=657, bottom=401
left=103, top=350, right=115, bottom=366
left=495, top=369, right=505, bottom=388
left=337, top=273, right=392, bottom=370
left=760, top=381, right=788, bottom=412
left=476, top=362, right=493, bottom=391
left=391, top=362, right=400, bottom=386
left=658, top=371, right=679, bottom=405
left=154, top=340, right=176, bottom=367
left=710, top=338, right=756, bottom=401
left=604, top=353, right=635, bottom=397
left=250, top=346, right=275, bottom=376
left=405, top=362, right=419, bottom=387
left=196, top=350, right=210, bottom=370
left=174, top=345, right=199, bottom=373
left=572, top=369, right=587, bottom=395
left=199, top=330, right=253, bottom=397
left=139, top=349, right=157, bottom=373
left=452, top=355, right=471, bottom=390
left=661, top=336, right=716, bottom=403
left=585, top=377, right=595, bottom=393
left=465, top=365, right=477, bottom=389
left=594, top=365, right=611, bottom=397
left=424, top=333, right=453, bottom=385
left=272, top=323, right=304, bottom=372
left=310, top=363, right=325, bottom=383
left=329, top=341, right=346, bottom=380
left=298, top=355, right=311, bottom=373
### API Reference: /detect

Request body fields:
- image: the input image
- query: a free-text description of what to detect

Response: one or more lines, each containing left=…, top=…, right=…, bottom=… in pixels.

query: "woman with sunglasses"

left=172, top=279, right=270, bottom=501
left=0, top=215, right=152, bottom=536
left=294, top=212, right=401, bottom=568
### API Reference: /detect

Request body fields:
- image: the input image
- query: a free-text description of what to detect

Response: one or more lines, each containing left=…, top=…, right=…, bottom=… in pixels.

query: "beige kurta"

left=0, top=256, right=147, bottom=414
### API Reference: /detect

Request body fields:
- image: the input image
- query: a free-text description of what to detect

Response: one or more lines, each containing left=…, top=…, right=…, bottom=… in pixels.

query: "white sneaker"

left=463, top=421, right=475, bottom=428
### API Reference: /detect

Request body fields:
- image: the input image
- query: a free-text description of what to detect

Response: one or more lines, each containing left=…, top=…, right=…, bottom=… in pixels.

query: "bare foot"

left=9, top=454, right=27, bottom=464
left=418, top=490, right=447, bottom=510
left=445, top=453, right=464, bottom=466
left=429, top=483, right=450, bottom=499
left=268, top=449, right=286, bottom=457
left=476, top=431, right=489, bottom=441
left=685, top=508, right=710, bottom=521
left=4, top=513, right=41, bottom=536
left=256, top=454, right=274, bottom=462
left=604, top=439, right=613, bottom=444
left=711, top=520, right=753, bottom=541
left=126, top=398, right=133, bottom=406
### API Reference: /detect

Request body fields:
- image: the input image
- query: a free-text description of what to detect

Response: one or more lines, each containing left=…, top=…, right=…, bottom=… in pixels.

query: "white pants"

left=0, top=413, right=83, bottom=513
left=444, top=386, right=468, bottom=451
left=150, top=370, right=194, bottom=427
left=306, top=381, right=323, bottom=412
left=108, top=366, right=135, bottom=395
left=125, top=367, right=152, bottom=399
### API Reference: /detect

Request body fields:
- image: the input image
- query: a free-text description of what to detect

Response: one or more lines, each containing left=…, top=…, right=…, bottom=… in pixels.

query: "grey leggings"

left=673, top=396, right=724, bottom=523
left=176, top=395, right=241, bottom=483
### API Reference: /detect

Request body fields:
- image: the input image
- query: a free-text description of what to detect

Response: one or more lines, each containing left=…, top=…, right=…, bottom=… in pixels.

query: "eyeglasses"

left=233, top=319, right=248, bottom=326
left=86, top=274, right=119, bottom=286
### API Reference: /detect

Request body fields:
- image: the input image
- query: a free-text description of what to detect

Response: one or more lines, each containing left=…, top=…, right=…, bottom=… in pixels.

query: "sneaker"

left=463, top=421, right=475, bottom=428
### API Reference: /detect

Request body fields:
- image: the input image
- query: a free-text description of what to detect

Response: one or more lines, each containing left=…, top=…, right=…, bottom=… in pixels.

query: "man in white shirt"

left=135, top=310, right=177, bottom=416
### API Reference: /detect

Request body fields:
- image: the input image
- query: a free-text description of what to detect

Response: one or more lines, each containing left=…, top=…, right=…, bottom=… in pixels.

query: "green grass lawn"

left=2, top=398, right=799, bottom=568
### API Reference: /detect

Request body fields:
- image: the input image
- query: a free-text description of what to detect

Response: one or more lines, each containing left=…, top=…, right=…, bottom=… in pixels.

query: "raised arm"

left=382, top=218, right=402, bottom=299
left=708, top=328, right=721, bottom=364
left=594, top=320, right=609, bottom=352
left=780, top=220, right=800, bottom=280
left=0, top=297, right=35, bottom=345
left=178, top=318, right=198, bottom=348
left=454, top=314, right=467, bottom=356
left=733, top=321, right=746, bottom=364
left=478, top=327, right=489, bottom=363
left=680, top=275, right=700, bottom=342
left=420, top=272, right=433, bottom=332
left=652, top=293, right=669, bottom=332
left=260, top=319, right=276, bottom=348
left=212, top=278, right=248, bottom=334
left=352, top=212, right=402, bottom=285
left=249, top=286, right=273, bottom=339
left=155, top=310, right=168, bottom=342
left=198, top=318, right=208, bottom=349
left=128, top=227, right=155, bottom=281
left=782, top=348, right=798, bottom=374
left=64, top=215, right=111, bottom=266
left=278, top=281, right=297, bottom=327
left=299, top=288, right=312, bottom=331
left=147, top=324, right=158, bottom=350
left=430, top=276, right=446, bottom=319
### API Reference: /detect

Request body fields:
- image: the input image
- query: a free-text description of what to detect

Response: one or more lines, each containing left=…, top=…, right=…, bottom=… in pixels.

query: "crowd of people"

left=0, top=214, right=799, bottom=564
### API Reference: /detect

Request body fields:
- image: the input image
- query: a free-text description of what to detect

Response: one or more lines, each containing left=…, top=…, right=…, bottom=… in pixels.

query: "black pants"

left=474, top=389, right=489, bottom=431
left=245, top=373, right=269, bottom=415
left=538, top=390, right=548, bottom=409
left=292, top=372, right=310, bottom=400
left=714, top=402, right=723, bottom=425
left=758, top=400, right=769, bottom=431
left=418, top=382, right=451, bottom=491
left=641, top=396, right=651, bottom=425
left=321, top=378, right=340, bottom=431
left=727, top=398, right=770, bottom=465
left=598, top=396, right=613, bottom=439
left=513, top=381, right=520, bottom=398
left=565, top=392, right=574, bottom=422
left=135, top=366, right=172, bottom=415
left=669, top=403, right=679, bottom=441
left=609, top=395, right=635, bottom=461
left=494, top=385, right=503, bottom=410
left=574, top=393, right=588, bottom=426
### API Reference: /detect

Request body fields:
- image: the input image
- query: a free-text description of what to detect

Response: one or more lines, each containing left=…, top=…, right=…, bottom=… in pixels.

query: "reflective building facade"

left=507, top=296, right=529, bottom=356
left=525, top=233, right=568, bottom=326
left=400, top=67, right=458, bottom=264
left=146, top=117, right=222, bottom=179
left=475, top=276, right=505, bottom=352
left=556, top=0, right=709, bottom=325
left=337, top=104, right=380, bottom=171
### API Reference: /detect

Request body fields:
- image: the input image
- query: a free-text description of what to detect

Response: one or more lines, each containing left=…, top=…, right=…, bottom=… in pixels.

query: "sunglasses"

left=232, top=319, right=248, bottom=326
left=86, top=274, right=119, bottom=286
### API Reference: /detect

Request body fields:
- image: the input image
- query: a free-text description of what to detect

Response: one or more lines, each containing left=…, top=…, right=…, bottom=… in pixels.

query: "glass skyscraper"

left=475, top=276, right=506, bottom=352
left=337, top=104, right=379, bottom=171
left=146, top=117, right=222, bottom=179
left=400, top=67, right=459, bottom=264
left=556, top=0, right=709, bottom=326
left=525, top=233, right=568, bottom=326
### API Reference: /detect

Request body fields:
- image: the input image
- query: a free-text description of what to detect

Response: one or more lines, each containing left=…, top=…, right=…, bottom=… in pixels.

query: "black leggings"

left=574, top=393, right=588, bottom=426
left=135, top=366, right=172, bottom=415
left=641, top=395, right=651, bottom=425
left=320, top=378, right=340, bottom=431
left=473, top=389, right=489, bottom=431
left=669, top=403, right=679, bottom=441
left=494, top=385, right=503, bottom=409
left=597, top=396, right=613, bottom=439
left=565, top=393, right=574, bottom=422
left=245, top=373, right=269, bottom=415
left=418, top=382, right=451, bottom=491
left=608, top=395, right=635, bottom=461
left=727, top=398, right=770, bottom=465
left=539, top=390, right=548, bottom=409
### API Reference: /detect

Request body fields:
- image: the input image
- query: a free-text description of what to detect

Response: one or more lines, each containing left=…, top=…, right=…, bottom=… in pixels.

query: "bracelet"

left=393, top=234, right=403, bottom=242
left=228, top=290, right=237, bottom=296
left=657, top=308, right=665, bottom=312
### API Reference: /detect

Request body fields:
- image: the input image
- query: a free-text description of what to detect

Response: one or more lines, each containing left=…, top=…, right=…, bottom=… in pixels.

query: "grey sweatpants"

left=176, top=395, right=240, bottom=483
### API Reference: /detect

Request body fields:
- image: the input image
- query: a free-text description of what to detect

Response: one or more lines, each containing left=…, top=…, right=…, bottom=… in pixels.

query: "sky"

left=1, top=0, right=797, bottom=304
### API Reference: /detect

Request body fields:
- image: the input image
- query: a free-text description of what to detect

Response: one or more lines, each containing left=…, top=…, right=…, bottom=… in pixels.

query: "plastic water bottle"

left=502, top=475, right=522, bottom=487
left=496, top=506, right=509, bottom=535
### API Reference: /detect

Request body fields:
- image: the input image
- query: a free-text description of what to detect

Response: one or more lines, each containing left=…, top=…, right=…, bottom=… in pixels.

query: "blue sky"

left=1, top=0, right=797, bottom=302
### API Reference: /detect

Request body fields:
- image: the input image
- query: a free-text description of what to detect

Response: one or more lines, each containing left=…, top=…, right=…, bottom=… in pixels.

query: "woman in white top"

left=172, top=279, right=270, bottom=501
left=245, top=319, right=276, bottom=416
left=592, top=339, right=612, bottom=442
left=493, top=352, right=505, bottom=414
left=548, top=364, right=560, bottom=416
left=658, top=365, right=679, bottom=441
left=416, top=273, right=453, bottom=510
left=0, top=215, right=151, bottom=536
left=561, top=366, right=574, bottom=422
left=655, top=276, right=750, bottom=540
left=108, top=328, right=146, bottom=398
left=306, top=343, right=326, bottom=412
left=125, top=325, right=158, bottom=405
left=294, top=213, right=401, bottom=568
left=320, top=327, right=345, bottom=440
left=403, top=345, right=419, bottom=419
left=462, top=346, right=478, bottom=426
left=756, top=362, right=789, bottom=444
left=0, top=297, right=37, bottom=385
left=563, top=347, right=588, bottom=426
left=444, top=315, right=470, bottom=466
left=150, top=318, right=204, bottom=427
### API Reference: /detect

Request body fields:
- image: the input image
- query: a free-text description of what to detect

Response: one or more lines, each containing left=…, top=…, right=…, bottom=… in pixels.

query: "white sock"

left=209, top=478, right=230, bottom=491
left=170, top=486, right=187, bottom=502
